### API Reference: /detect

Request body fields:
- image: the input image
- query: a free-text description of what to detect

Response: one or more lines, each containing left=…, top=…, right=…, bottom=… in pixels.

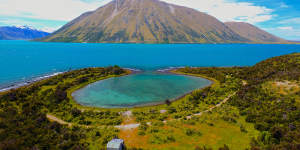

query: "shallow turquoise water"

left=1, top=40, right=300, bottom=107
left=72, top=72, right=211, bottom=108
left=1, top=40, right=300, bottom=89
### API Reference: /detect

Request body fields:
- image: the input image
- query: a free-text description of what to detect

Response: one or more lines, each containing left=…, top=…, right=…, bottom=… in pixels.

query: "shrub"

left=185, top=128, right=202, bottom=136
left=240, top=125, right=248, bottom=133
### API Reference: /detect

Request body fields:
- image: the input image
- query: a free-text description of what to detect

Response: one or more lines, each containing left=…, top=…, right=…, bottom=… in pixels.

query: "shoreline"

left=71, top=67, right=215, bottom=109
left=127, top=68, right=215, bottom=108
left=0, top=72, right=64, bottom=93
left=124, top=68, right=218, bottom=109
left=0, top=67, right=142, bottom=93
left=0, top=67, right=215, bottom=110
left=120, top=68, right=215, bottom=109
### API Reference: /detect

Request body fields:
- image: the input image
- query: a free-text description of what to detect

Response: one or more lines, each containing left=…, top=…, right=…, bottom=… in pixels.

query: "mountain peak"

left=0, top=26, right=49, bottom=40
left=41, top=0, right=285, bottom=43
left=14, top=25, right=38, bottom=31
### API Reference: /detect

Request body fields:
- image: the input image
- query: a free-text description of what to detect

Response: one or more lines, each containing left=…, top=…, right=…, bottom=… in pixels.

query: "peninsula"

left=0, top=53, right=299, bottom=149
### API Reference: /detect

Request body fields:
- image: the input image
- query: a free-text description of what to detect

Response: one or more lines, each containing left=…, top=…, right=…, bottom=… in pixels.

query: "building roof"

left=107, top=139, right=124, bottom=148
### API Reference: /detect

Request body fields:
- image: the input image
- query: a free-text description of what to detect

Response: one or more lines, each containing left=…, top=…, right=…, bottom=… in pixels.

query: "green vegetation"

left=176, top=53, right=300, bottom=149
left=132, top=74, right=240, bottom=123
left=0, top=53, right=299, bottom=149
left=123, top=103, right=259, bottom=150
left=124, top=67, right=257, bottom=150
left=0, top=66, right=127, bottom=149
left=124, top=53, right=299, bottom=149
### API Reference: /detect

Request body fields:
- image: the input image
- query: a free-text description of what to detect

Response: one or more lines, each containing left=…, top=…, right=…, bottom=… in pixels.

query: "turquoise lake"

left=72, top=72, right=211, bottom=108
left=1, top=40, right=300, bottom=107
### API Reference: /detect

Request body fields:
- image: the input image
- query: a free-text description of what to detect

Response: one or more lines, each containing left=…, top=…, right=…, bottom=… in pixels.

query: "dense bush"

left=0, top=66, right=126, bottom=149
left=179, top=53, right=300, bottom=149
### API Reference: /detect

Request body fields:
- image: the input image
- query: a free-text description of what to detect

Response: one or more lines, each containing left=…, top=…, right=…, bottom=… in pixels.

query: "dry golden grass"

left=119, top=105, right=259, bottom=150
left=263, top=80, right=300, bottom=95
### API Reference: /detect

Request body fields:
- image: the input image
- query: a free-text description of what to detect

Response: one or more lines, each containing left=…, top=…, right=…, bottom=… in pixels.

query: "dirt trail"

left=120, top=92, right=237, bottom=129
left=115, top=124, right=140, bottom=130
left=46, top=92, right=236, bottom=130
left=47, top=114, right=72, bottom=127
left=47, top=114, right=103, bottom=128
left=47, top=112, right=140, bottom=130
left=186, top=92, right=236, bottom=119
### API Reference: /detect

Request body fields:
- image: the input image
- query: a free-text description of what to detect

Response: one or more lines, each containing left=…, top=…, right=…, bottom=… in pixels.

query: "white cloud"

left=161, top=0, right=274, bottom=24
left=279, top=2, right=289, bottom=8
left=0, top=0, right=111, bottom=21
left=0, top=0, right=277, bottom=33
left=0, top=0, right=274, bottom=24
left=0, top=17, right=63, bottom=32
left=40, top=27, right=58, bottom=33
left=277, top=26, right=293, bottom=30
left=264, top=26, right=300, bottom=40
left=279, top=18, right=300, bottom=24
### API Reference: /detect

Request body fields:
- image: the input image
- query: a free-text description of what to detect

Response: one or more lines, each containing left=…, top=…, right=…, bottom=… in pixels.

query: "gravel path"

left=115, top=124, right=140, bottom=130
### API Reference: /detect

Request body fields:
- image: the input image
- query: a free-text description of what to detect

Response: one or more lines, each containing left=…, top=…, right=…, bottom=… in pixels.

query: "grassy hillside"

left=0, top=53, right=298, bottom=149
left=0, top=66, right=127, bottom=149
left=177, top=53, right=300, bottom=149
left=122, top=72, right=258, bottom=150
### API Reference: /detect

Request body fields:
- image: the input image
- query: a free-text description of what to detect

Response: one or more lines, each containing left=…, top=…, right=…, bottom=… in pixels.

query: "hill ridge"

left=224, top=21, right=286, bottom=43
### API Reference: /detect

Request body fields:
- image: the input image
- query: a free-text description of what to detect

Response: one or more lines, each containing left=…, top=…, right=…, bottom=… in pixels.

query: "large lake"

left=1, top=40, right=300, bottom=87
left=1, top=40, right=300, bottom=107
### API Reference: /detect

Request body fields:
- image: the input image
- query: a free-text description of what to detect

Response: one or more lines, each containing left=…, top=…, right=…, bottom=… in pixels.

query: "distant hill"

left=224, top=22, right=287, bottom=43
left=288, top=40, right=300, bottom=44
left=41, top=0, right=286, bottom=44
left=0, top=26, right=49, bottom=40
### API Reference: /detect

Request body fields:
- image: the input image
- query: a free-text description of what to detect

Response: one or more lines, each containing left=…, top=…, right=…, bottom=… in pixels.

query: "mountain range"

left=41, top=0, right=287, bottom=43
left=0, top=26, right=49, bottom=40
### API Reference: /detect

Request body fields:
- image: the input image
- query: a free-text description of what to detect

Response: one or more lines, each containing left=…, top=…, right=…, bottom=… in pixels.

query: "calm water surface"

left=1, top=40, right=300, bottom=107
left=1, top=40, right=300, bottom=88
left=72, top=72, right=211, bottom=108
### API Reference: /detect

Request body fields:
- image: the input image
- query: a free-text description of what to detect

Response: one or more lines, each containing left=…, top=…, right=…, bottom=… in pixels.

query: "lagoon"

left=72, top=71, right=211, bottom=108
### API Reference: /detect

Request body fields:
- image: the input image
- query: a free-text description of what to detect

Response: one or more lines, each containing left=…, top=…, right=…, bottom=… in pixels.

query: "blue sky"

left=0, top=0, right=299, bottom=40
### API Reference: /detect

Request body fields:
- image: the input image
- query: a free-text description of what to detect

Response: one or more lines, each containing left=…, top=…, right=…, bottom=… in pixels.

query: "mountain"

left=41, top=0, right=250, bottom=43
left=0, top=26, right=50, bottom=40
left=41, top=0, right=287, bottom=44
left=224, top=22, right=287, bottom=43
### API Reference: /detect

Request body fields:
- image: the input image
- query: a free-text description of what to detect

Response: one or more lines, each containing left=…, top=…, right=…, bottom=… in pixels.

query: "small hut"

left=107, top=139, right=124, bottom=150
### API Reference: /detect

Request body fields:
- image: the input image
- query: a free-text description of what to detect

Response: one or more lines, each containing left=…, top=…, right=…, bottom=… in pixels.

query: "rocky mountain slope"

left=41, top=0, right=286, bottom=43
left=225, top=22, right=286, bottom=43
left=41, top=0, right=250, bottom=43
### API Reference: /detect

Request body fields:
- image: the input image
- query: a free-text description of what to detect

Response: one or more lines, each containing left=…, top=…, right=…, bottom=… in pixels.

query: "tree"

left=219, top=144, right=230, bottom=150
left=165, top=99, right=171, bottom=106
